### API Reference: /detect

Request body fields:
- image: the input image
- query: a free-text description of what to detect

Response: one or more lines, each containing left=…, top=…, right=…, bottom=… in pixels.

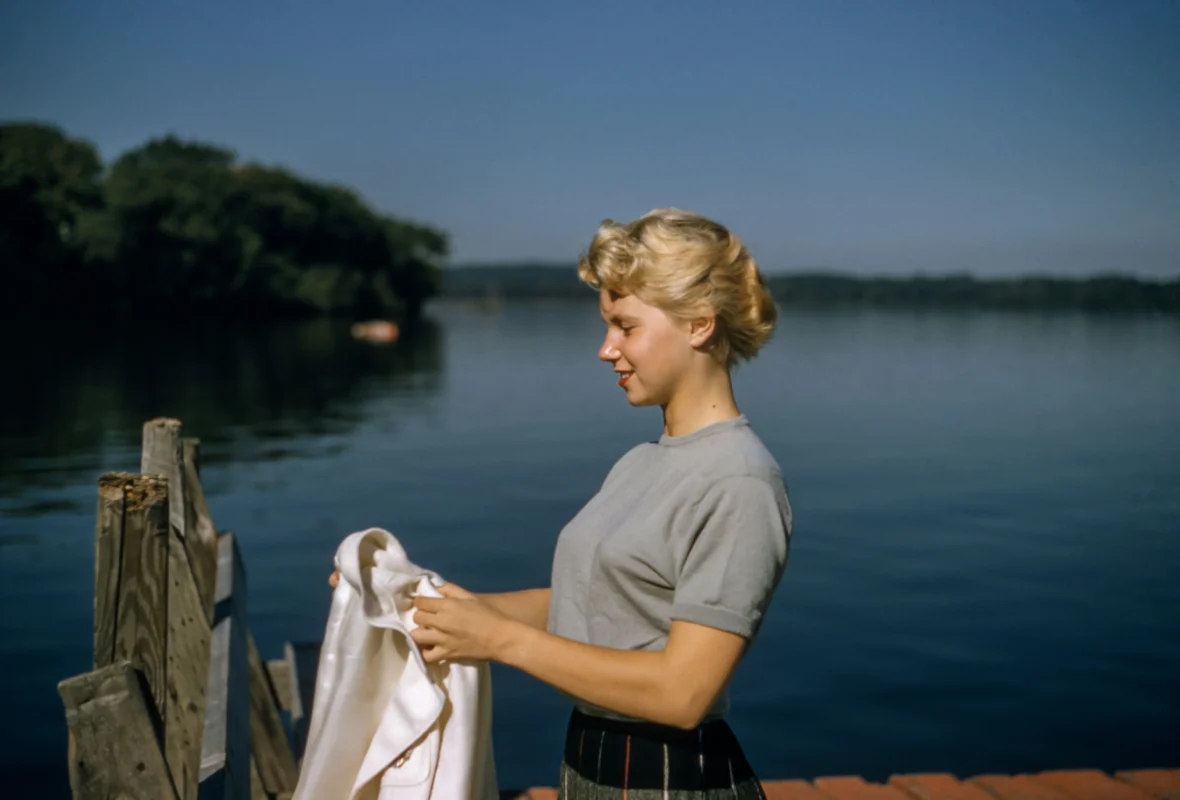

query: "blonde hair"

left=577, top=207, right=777, bottom=367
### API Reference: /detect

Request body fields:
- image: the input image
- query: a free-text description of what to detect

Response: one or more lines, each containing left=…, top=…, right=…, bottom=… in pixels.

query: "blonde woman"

left=337, top=208, right=792, bottom=798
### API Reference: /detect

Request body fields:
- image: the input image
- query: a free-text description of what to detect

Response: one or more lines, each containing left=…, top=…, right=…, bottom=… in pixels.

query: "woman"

left=335, top=208, right=792, bottom=798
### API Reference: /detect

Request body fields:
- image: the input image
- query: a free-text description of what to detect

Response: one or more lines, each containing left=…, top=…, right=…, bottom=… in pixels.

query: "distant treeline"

left=442, top=264, right=1180, bottom=313
left=0, top=122, right=446, bottom=319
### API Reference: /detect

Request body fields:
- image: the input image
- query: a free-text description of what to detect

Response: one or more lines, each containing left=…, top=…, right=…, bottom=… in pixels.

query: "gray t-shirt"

left=547, top=415, right=792, bottom=721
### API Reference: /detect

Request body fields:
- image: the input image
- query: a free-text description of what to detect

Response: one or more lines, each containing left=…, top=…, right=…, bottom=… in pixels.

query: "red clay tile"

left=1032, top=770, right=1153, bottom=800
left=969, top=774, right=1072, bottom=800
left=763, top=779, right=835, bottom=800
left=814, top=775, right=911, bottom=799
left=1116, top=770, right=1180, bottom=800
left=889, top=772, right=995, bottom=800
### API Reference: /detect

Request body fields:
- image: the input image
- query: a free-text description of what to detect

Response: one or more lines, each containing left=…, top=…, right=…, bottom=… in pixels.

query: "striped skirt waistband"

left=562, top=708, right=761, bottom=792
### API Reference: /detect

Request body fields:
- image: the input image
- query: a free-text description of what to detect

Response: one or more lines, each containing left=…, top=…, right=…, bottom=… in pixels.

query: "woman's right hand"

left=328, top=570, right=340, bottom=588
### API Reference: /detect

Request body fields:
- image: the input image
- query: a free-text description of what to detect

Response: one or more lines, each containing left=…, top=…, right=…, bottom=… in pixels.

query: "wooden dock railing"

left=57, top=418, right=320, bottom=800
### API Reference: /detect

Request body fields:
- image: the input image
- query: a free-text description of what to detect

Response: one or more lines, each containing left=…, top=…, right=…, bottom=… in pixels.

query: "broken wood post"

left=141, top=420, right=218, bottom=800
left=141, top=418, right=219, bottom=612
left=58, top=662, right=181, bottom=800
left=93, top=474, right=170, bottom=714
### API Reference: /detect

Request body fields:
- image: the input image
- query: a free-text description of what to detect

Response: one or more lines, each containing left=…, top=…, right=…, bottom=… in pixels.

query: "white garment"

left=292, top=528, right=498, bottom=800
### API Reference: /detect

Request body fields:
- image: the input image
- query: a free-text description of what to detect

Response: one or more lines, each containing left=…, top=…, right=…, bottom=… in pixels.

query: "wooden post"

left=264, top=660, right=292, bottom=711
left=72, top=421, right=301, bottom=800
left=142, top=419, right=186, bottom=550
left=182, top=436, right=220, bottom=615
left=139, top=421, right=221, bottom=800
left=284, top=641, right=322, bottom=762
left=247, top=632, right=299, bottom=796
left=58, top=662, right=181, bottom=800
left=93, top=474, right=170, bottom=715
left=164, top=523, right=213, bottom=800
left=141, top=419, right=218, bottom=613
left=199, top=532, right=251, bottom=799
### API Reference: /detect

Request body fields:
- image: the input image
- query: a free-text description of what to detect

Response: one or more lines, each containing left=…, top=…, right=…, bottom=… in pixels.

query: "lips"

left=616, top=371, right=632, bottom=387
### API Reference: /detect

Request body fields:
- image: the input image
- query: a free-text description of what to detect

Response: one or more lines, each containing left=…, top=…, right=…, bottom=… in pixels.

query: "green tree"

left=0, top=122, right=103, bottom=309
left=79, top=136, right=251, bottom=310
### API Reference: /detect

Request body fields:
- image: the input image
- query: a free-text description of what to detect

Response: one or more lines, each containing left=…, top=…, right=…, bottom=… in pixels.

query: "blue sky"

left=3, top=0, right=1177, bottom=276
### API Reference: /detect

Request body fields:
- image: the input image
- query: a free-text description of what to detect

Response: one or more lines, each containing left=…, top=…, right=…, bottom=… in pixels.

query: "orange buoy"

left=350, top=320, right=400, bottom=343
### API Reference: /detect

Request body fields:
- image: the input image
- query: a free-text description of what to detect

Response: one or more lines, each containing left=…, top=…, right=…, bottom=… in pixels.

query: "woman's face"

left=597, top=289, right=696, bottom=407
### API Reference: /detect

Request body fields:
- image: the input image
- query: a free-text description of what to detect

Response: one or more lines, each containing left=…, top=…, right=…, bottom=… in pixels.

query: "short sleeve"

left=670, top=475, right=792, bottom=640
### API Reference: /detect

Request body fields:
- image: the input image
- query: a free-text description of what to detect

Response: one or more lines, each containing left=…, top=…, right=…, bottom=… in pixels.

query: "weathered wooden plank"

left=248, top=632, right=299, bottom=795
left=165, top=519, right=214, bottom=800
left=94, top=473, right=170, bottom=721
left=58, top=661, right=181, bottom=800
left=93, top=475, right=127, bottom=668
left=250, top=757, right=267, bottom=800
left=142, top=418, right=186, bottom=543
left=284, top=640, right=321, bottom=761
left=183, top=436, right=220, bottom=616
left=199, top=532, right=251, bottom=800
left=265, top=659, right=291, bottom=712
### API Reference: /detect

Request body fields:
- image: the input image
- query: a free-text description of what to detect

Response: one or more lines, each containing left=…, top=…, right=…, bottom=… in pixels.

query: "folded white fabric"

left=292, top=528, right=498, bottom=800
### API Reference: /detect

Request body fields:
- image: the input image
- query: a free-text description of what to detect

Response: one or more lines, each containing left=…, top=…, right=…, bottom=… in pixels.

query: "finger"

left=419, top=645, right=446, bottom=664
left=328, top=571, right=339, bottom=588
left=436, top=582, right=474, bottom=600
left=411, top=609, right=439, bottom=628
left=409, top=626, right=445, bottom=647
left=412, top=595, right=444, bottom=612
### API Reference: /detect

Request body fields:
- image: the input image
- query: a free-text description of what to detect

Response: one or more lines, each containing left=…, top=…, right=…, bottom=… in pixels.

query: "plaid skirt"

left=557, top=708, right=767, bottom=799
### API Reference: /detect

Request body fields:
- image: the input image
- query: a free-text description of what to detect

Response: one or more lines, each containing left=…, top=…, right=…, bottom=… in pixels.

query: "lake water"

left=1, top=301, right=1178, bottom=796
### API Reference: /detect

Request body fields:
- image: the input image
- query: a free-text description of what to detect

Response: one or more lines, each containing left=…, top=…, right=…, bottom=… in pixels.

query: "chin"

left=624, top=389, right=659, bottom=408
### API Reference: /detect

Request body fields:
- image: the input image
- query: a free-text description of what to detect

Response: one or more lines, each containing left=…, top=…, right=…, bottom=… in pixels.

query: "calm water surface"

left=1, top=302, right=1178, bottom=796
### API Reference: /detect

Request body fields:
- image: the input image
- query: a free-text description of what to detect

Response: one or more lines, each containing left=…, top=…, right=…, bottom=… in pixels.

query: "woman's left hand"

left=410, top=582, right=518, bottom=664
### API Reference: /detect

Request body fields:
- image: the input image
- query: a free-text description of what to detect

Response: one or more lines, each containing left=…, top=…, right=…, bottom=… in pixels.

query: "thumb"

left=437, top=582, right=475, bottom=600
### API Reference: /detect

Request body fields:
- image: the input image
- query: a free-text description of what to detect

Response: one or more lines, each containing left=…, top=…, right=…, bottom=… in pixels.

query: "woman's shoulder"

left=679, top=419, right=785, bottom=487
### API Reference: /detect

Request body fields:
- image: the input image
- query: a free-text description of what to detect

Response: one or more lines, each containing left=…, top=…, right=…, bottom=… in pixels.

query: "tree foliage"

left=0, top=122, right=446, bottom=319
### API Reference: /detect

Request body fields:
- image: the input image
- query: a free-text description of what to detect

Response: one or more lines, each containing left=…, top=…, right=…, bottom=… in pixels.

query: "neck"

left=661, top=364, right=740, bottom=438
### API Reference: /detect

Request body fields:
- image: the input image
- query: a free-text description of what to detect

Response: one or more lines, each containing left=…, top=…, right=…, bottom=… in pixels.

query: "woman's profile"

left=334, top=207, right=792, bottom=797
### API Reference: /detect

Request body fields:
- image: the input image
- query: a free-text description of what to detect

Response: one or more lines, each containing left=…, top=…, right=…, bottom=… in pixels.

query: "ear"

left=686, top=314, right=716, bottom=348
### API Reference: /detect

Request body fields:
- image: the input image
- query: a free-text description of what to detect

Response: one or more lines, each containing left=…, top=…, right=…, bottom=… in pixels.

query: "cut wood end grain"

left=98, top=473, right=168, bottom=509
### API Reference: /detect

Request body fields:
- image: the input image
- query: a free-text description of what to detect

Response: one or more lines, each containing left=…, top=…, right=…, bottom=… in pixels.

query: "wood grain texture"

left=95, top=474, right=170, bottom=724
left=165, top=522, right=214, bottom=800
left=183, top=437, right=220, bottom=617
left=142, top=418, right=186, bottom=540
left=58, top=662, right=181, bottom=800
left=199, top=532, right=251, bottom=800
left=247, top=631, right=299, bottom=795
left=93, top=474, right=128, bottom=668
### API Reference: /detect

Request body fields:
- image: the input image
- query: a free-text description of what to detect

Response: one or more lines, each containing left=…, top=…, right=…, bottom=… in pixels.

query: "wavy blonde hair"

left=577, top=208, right=777, bottom=367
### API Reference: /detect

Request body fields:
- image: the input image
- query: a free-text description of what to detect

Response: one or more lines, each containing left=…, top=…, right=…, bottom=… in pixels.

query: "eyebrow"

left=600, top=309, right=638, bottom=324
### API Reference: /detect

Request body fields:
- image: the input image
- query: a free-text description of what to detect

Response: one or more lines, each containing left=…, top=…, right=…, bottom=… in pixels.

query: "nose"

left=599, top=332, right=619, bottom=363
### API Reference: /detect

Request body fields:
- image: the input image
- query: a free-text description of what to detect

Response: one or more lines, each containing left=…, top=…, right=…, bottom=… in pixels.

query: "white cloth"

left=292, top=528, right=498, bottom=800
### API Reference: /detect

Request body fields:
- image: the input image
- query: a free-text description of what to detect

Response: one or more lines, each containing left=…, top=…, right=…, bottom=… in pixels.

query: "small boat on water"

left=350, top=320, right=400, bottom=343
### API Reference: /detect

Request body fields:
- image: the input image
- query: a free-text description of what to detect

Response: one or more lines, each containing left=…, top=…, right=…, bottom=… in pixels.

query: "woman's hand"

left=328, top=570, right=340, bottom=588
left=409, top=583, right=522, bottom=664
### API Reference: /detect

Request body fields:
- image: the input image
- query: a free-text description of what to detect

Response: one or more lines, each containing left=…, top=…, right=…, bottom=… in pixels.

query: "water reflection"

left=0, top=315, right=445, bottom=512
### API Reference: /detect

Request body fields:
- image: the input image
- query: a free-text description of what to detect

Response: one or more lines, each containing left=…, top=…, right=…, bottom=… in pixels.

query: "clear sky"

left=3, top=0, right=1177, bottom=276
